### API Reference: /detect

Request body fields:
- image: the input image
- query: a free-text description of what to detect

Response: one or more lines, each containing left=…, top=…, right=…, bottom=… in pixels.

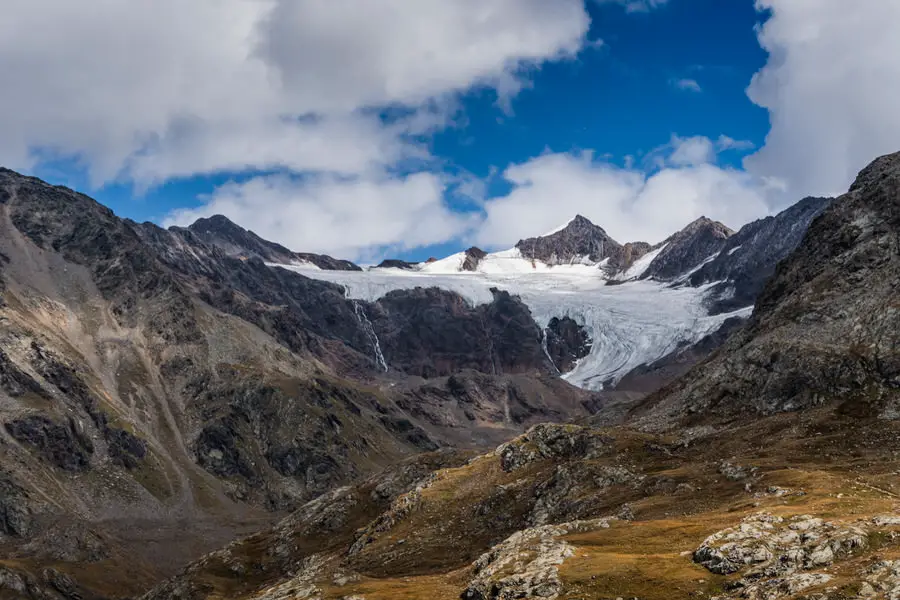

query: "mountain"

left=0, top=159, right=866, bottom=599
left=181, top=214, right=363, bottom=271
left=142, top=153, right=900, bottom=600
left=0, top=168, right=600, bottom=598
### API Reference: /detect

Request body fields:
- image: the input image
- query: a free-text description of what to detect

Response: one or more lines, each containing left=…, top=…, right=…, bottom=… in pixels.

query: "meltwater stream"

left=344, top=288, right=388, bottom=372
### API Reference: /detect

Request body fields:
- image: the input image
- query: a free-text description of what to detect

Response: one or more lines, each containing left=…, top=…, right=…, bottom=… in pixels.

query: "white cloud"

left=0, top=0, right=591, bottom=185
left=473, top=142, right=769, bottom=249
left=668, top=136, right=716, bottom=167
left=745, top=0, right=900, bottom=203
left=672, top=78, right=703, bottom=93
left=596, top=0, right=669, bottom=13
left=0, top=0, right=595, bottom=258
left=165, top=173, right=476, bottom=261
left=645, top=134, right=754, bottom=170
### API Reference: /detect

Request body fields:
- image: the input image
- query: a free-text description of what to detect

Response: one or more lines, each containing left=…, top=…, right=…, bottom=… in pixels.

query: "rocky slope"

left=0, top=168, right=600, bottom=598
left=691, top=196, right=832, bottom=313
left=635, top=152, right=900, bottom=430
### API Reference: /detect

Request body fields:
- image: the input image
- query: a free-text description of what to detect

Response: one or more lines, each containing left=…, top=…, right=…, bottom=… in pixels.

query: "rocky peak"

left=185, top=214, right=294, bottom=263
left=516, top=215, right=622, bottom=266
left=184, top=214, right=362, bottom=271
left=640, top=216, right=734, bottom=281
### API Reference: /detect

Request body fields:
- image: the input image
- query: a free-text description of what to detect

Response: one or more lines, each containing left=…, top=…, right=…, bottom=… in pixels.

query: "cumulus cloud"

left=165, top=173, right=477, bottom=261
left=0, top=0, right=590, bottom=185
left=0, top=0, right=595, bottom=258
left=745, top=0, right=900, bottom=203
left=473, top=140, right=770, bottom=249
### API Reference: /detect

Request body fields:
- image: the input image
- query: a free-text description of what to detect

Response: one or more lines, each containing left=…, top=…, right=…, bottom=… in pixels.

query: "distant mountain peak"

left=189, top=214, right=244, bottom=233
left=678, top=216, right=734, bottom=238
left=516, top=215, right=620, bottom=266
left=184, top=215, right=362, bottom=271
left=638, top=217, right=735, bottom=282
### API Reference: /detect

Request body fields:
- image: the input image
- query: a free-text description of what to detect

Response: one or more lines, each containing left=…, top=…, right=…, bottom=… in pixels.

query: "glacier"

left=271, top=262, right=750, bottom=391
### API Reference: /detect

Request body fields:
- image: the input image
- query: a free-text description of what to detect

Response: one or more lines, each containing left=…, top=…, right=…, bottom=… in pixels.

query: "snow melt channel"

left=273, top=264, right=749, bottom=390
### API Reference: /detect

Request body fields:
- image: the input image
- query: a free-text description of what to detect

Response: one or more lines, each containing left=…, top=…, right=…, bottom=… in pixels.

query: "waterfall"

left=542, top=327, right=561, bottom=376
left=344, top=286, right=388, bottom=372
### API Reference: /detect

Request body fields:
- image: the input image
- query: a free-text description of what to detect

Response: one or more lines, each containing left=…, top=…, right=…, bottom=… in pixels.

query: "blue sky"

left=5, top=0, right=900, bottom=262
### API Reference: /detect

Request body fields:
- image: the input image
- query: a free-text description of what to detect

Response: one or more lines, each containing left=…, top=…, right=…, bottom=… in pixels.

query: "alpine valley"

left=0, top=151, right=899, bottom=600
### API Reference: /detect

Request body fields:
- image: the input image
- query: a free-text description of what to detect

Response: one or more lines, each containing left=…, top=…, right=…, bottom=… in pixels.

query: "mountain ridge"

left=140, top=151, right=900, bottom=600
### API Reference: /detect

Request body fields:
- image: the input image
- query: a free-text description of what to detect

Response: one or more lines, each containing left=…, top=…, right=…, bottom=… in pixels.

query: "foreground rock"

left=463, top=518, right=615, bottom=600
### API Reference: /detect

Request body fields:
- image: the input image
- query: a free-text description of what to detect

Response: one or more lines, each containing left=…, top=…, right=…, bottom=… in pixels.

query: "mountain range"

left=0, top=150, right=896, bottom=600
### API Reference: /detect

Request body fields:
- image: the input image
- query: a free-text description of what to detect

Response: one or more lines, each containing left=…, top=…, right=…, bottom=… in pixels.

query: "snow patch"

left=285, top=259, right=322, bottom=271
left=538, top=217, right=578, bottom=238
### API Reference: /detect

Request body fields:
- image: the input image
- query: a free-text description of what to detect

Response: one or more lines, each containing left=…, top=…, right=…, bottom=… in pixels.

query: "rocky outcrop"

left=692, top=512, right=887, bottom=599
left=619, top=241, right=653, bottom=271
left=694, top=513, right=867, bottom=576
left=544, top=317, right=592, bottom=374
left=0, top=565, right=92, bottom=600
left=641, top=217, right=734, bottom=281
left=462, top=518, right=614, bottom=600
left=635, top=152, right=900, bottom=427
left=461, top=247, right=488, bottom=272
left=5, top=416, right=93, bottom=472
left=293, top=252, right=362, bottom=272
left=0, top=472, right=36, bottom=538
left=495, top=424, right=611, bottom=472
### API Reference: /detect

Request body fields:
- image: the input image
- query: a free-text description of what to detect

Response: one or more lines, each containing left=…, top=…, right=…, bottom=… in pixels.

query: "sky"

left=3, top=0, right=900, bottom=262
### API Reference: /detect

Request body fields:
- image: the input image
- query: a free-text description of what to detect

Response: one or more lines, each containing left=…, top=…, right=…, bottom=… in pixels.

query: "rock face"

left=372, top=287, right=552, bottom=378
left=636, top=152, right=900, bottom=427
left=544, top=316, right=592, bottom=374
left=641, top=217, right=734, bottom=281
left=461, top=247, right=488, bottom=272
left=619, top=241, right=653, bottom=271
left=516, top=215, right=623, bottom=266
left=692, top=512, right=886, bottom=600
left=183, top=214, right=362, bottom=271
left=690, top=197, right=832, bottom=314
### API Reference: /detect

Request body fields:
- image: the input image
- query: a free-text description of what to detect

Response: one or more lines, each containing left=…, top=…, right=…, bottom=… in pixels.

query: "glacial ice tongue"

left=271, top=263, right=749, bottom=390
